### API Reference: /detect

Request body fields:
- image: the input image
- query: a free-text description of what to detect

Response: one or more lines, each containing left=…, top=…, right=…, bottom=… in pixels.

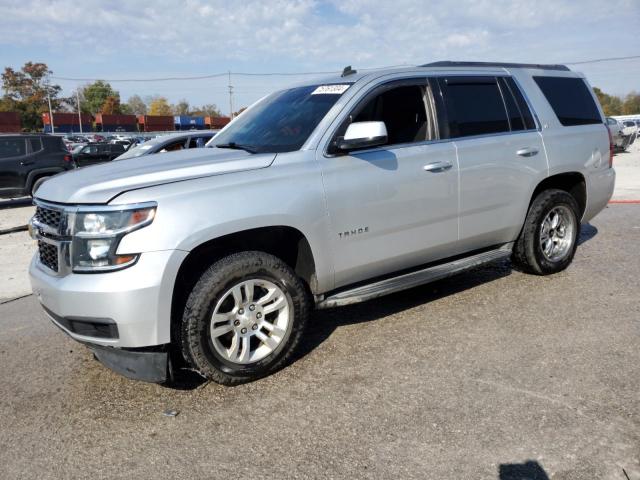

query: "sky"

left=0, top=0, right=639, bottom=115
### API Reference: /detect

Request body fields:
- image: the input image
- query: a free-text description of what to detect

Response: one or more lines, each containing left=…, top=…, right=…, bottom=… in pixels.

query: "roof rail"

left=421, top=61, right=570, bottom=72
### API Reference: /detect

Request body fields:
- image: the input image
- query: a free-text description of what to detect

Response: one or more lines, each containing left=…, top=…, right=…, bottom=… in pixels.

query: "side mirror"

left=338, top=121, right=388, bottom=151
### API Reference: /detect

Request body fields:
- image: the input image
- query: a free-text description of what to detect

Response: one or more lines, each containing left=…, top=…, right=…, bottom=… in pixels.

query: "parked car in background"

left=606, top=117, right=627, bottom=151
left=115, top=130, right=216, bottom=160
left=72, top=143, right=127, bottom=167
left=0, top=134, right=74, bottom=198
left=622, top=120, right=638, bottom=137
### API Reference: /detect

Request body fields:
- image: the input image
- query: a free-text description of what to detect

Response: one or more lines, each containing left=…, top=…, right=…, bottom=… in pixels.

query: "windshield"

left=115, top=143, right=155, bottom=159
left=212, top=84, right=351, bottom=153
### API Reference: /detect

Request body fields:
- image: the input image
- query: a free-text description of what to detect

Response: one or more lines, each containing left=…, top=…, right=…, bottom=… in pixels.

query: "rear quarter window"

left=29, top=137, right=43, bottom=152
left=533, top=76, right=602, bottom=126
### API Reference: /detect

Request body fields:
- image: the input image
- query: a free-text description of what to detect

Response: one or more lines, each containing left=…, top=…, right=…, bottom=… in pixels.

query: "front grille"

left=34, top=206, right=62, bottom=230
left=38, top=241, right=59, bottom=272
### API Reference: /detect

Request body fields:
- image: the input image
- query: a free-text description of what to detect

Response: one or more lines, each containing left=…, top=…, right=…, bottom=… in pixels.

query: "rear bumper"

left=583, top=168, right=615, bottom=222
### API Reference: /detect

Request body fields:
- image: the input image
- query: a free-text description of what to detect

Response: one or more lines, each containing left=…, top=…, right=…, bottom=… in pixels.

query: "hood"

left=36, top=148, right=276, bottom=204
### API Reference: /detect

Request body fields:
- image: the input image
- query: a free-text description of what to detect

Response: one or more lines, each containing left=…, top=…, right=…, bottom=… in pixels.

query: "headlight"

left=72, top=204, right=156, bottom=272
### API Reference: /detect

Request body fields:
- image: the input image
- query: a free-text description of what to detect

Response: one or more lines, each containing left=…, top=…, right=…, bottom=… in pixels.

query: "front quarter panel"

left=113, top=150, right=335, bottom=292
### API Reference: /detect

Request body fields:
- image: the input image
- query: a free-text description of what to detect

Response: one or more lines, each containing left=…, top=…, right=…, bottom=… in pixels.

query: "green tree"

left=79, top=80, right=120, bottom=114
left=125, top=94, right=147, bottom=115
left=622, top=92, right=640, bottom=115
left=148, top=96, right=172, bottom=116
left=173, top=99, right=190, bottom=115
left=1, top=62, right=65, bottom=131
left=593, top=87, right=623, bottom=116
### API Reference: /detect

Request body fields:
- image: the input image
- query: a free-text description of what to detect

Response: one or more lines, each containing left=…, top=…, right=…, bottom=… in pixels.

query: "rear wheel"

left=180, top=251, right=310, bottom=385
left=512, top=189, right=580, bottom=275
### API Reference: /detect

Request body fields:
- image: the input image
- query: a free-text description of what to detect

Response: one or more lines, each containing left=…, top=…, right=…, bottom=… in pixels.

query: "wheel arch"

left=530, top=172, right=587, bottom=218
left=170, top=225, right=318, bottom=347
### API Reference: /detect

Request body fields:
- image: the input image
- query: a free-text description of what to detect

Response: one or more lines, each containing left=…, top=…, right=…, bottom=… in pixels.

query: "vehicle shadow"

left=168, top=259, right=513, bottom=390
left=499, top=460, right=550, bottom=479
left=578, top=222, right=598, bottom=246
left=294, top=259, right=513, bottom=364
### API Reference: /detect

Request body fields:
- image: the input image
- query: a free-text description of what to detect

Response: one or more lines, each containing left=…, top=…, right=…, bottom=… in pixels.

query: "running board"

left=316, top=243, right=513, bottom=309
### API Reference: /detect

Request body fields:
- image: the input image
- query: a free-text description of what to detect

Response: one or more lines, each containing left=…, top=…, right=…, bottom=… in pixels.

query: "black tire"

left=31, top=176, right=50, bottom=197
left=512, top=189, right=580, bottom=275
left=180, top=251, right=310, bottom=385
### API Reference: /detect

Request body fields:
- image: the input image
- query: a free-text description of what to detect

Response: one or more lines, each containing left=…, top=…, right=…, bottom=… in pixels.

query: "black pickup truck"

left=0, top=134, right=74, bottom=198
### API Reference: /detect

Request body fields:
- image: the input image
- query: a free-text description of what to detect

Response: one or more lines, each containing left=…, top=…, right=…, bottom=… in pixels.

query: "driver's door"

left=318, top=78, right=459, bottom=289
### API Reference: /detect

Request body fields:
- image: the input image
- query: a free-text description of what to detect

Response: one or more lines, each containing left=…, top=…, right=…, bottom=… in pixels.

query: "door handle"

left=20, top=160, right=35, bottom=166
left=516, top=147, right=539, bottom=157
left=423, top=161, right=453, bottom=172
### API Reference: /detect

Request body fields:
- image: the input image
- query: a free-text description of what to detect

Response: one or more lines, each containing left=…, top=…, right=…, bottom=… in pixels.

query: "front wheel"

left=512, top=189, right=580, bottom=275
left=180, top=251, right=310, bottom=385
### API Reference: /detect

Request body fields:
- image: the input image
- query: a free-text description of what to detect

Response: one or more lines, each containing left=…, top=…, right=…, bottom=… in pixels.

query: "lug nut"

left=241, top=328, right=247, bottom=334
left=252, top=324, right=258, bottom=330
left=238, top=308, right=244, bottom=315
left=249, top=304, right=256, bottom=311
left=256, top=313, right=262, bottom=319
left=233, top=320, right=240, bottom=326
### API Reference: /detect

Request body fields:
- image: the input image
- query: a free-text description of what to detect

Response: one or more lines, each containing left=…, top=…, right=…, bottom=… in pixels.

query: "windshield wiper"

left=215, top=142, right=258, bottom=154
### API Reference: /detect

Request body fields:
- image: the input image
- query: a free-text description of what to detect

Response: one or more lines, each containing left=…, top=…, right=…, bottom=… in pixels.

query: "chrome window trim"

left=322, top=73, right=542, bottom=158
left=322, top=71, right=542, bottom=158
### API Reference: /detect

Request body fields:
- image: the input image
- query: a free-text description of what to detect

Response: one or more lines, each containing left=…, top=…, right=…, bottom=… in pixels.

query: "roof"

left=421, top=61, right=571, bottom=71
left=294, top=61, right=573, bottom=89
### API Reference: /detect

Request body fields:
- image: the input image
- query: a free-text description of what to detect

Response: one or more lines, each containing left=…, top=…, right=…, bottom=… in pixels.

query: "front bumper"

left=29, top=249, right=188, bottom=348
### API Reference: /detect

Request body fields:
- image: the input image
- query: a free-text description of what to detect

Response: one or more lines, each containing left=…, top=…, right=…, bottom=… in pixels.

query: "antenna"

left=341, top=66, right=357, bottom=77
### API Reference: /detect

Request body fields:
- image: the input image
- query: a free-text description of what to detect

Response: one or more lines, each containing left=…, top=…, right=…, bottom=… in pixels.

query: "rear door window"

left=440, top=77, right=510, bottom=137
left=533, top=76, right=601, bottom=126
left=29, top=137, right=43, bottom=153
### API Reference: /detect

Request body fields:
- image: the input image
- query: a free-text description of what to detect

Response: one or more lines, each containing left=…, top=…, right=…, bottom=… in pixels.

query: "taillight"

left=64, top=154, right=72, bottom=163
left=606, top=125, right=614, bottom=168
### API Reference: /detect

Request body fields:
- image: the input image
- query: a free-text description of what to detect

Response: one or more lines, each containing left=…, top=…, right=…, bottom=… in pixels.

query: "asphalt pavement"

left=0, top=204, right=638, bottom=480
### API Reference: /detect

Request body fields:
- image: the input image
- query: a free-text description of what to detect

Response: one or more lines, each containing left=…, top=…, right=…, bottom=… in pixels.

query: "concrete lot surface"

left=0, top=205, right=638, bottom=479
left=612, top=142, right=640, bottom=200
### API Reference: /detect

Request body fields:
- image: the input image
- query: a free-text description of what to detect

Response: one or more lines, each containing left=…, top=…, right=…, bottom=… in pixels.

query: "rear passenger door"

left=437, top=76, right=547, bottom=251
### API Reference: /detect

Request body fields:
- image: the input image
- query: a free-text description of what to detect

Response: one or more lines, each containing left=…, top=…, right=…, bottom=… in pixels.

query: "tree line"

left=2, top=61, right=638, bottom=132
left=0, top=62, right=224, bottom=131
left=593, top=88, right=640, bottom=117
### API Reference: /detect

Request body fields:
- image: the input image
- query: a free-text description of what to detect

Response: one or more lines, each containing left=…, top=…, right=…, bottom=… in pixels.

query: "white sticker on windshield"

left=311, top=84, right=350, bottom=95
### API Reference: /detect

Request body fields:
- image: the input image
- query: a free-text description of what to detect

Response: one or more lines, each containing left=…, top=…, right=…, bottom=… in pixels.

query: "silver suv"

left=29, top=62, right=615, bottom=385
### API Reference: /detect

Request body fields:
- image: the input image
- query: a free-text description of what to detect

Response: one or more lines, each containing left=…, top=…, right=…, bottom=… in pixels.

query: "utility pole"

left=47, top=92, right=55, bottom=134
left=76, top=89, right=82, bottom=133
left=45, top=75, right=55, bottom=134
left=228, top=71, right=234, bottom=119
